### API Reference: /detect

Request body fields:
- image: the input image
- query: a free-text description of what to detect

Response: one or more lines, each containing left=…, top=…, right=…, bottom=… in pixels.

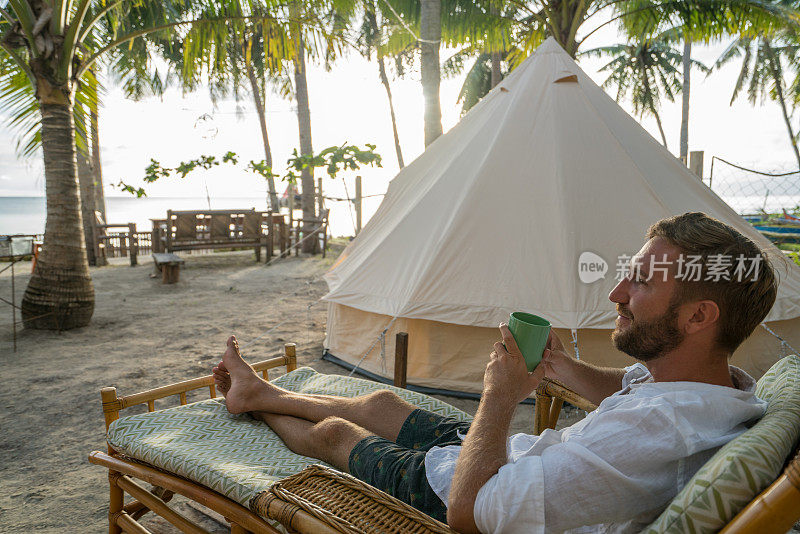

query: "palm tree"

left=173, top=6, right=292, bottom=211
left=435, top=0, right=794, bottom=133
left=442, top=48, right=511, bottom=115
left=379, top=0, right=505, bottom=146
left=618, top=0, right=797, bottom=162
left=244, top=34, right=282, bottom=210
left=583, top=38, right=707, bottom=150
left=176, top=0, right=353, bottom=253
left=420, top=0, right=442, bottom=146
left=288, top=1, right=319, bottom=251
left=0, top=0, right=291, bottom=329
left=357, top=0, right=409, bottom=168
left=715, top=34, right=800, bottom=169
left=88, top=71, right=107, bottom=225
left=438, top=0, right=518, bottom=115
left=2, top=43, right=115, bottom=268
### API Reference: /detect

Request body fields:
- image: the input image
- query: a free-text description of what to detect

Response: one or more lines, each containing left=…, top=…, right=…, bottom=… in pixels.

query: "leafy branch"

left=115, top=181, right=147, bottom=197
left=143, top=151, right=239, bottom=182
left=285, top=143, right=383, bottom=181
left=116, top=144, right=382, bottom=198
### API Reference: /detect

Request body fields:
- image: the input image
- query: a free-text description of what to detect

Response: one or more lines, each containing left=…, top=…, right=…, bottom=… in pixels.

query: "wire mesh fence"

left=707, top=157, right=800, bottom=216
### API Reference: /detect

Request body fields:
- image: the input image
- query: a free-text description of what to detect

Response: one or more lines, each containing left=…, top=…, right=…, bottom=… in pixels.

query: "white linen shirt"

left=424, top=364, right=766, bottom=534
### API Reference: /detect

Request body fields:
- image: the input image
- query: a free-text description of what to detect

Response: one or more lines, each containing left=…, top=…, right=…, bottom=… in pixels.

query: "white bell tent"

left=321, top=37, right=800, bottom=395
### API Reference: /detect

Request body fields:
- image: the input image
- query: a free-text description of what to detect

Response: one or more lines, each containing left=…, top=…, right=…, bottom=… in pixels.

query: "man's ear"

left=685, top=300, right=720, bottom=335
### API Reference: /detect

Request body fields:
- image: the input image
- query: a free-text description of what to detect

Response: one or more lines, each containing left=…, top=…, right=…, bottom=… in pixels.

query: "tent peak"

left=537, top=37, right=569, bottom=55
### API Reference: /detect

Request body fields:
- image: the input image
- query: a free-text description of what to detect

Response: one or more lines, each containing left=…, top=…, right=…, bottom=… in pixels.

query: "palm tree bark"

left=245, top=54, right=280, bottom=210
left=77, top=143, right=97, bottom=266
left=89, top=71, right=107, bottom=226
left=378, top=56, right=405, bottom=168
left=764, top=38, right=800, bottom=170
left=420, top=0, right=443, bottom=146
left=490, top=3, right=501, bottom=88
left=366, top=7, right=404, bottom=169
left=89, top=103, right=108, bottom=266
left=22, top=99, right=95, bottom=329
left=491, top=52, right=501, bottom=88
left=679, top=36, right=691, bottom=162
left=654, top=111, right=668, bottom=149
left=291, top=15, right=318, bottom=253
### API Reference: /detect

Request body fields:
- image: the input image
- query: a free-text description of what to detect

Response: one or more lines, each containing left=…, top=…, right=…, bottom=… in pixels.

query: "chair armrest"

left=719, top=448, right=800, bottom=534
left=534, top=378, right=597, bottom=435
left=253, top=464, right=458, bottom=534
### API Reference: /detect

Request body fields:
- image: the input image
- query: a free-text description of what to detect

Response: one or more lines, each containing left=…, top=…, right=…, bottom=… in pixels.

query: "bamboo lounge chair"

left=90, top=341, right=800, bottom=533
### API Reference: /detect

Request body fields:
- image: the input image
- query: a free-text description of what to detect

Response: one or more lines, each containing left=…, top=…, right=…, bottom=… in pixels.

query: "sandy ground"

left=1, top=247, right=580, bottom=533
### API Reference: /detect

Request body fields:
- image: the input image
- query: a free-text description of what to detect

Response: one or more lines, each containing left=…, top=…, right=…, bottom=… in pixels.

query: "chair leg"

left=109, top=471, right=124, bottom=534
left=534, top=393, right=552, bottom=435
left=549, top=398, right=564, bottom=429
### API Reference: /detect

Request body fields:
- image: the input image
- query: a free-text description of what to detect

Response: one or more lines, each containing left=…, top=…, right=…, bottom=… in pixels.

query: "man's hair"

left=646, top=212, right=777, bottom=353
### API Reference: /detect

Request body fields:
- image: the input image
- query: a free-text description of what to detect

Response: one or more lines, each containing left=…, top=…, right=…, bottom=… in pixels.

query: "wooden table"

left=152, top=253, right=185, bottom=284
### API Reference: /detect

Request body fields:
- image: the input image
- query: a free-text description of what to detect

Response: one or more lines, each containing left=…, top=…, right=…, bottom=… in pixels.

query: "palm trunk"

left=680, top=36, right=691, bottom=162
left=22, top=100, right=95, bottom=330
left=642, top=74, right=668, bottom=151
left=77, top=144, right=97, bottom=266
left=764, top=38, right=800, bottom=170
left=246, top=57, right=280, bottom=210
left=490, top=4, right=501, bottom=88
left=654, top=112, right=668, bottom=149
left=378, top=56, right=405, bottom=169
left=291, top=7, right=318, bottom=253
left=366, top=5, right=404, bottom=169
left=776, top=90, right=800, bottom=171
left=420, top=0, right=443, bottom=146
left=491, top=52, right=502, bottom=88
left=89, top=72, right=107, bottom=225
left=89, top=100, right=108, bottom=266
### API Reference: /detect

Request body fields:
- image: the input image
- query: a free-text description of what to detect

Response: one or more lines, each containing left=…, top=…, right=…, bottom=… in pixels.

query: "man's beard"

left=612, top=299, right=684, bottom=362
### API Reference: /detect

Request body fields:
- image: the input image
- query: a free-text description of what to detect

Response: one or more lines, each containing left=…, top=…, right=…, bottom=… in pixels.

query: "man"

left=213, top=212, right=775, bottom=533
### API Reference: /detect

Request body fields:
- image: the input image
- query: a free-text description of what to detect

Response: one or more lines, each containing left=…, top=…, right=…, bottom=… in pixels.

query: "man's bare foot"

left=217, top=335, right=277, bottom=414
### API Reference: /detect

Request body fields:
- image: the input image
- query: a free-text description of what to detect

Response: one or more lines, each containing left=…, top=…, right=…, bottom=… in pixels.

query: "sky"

left=1, top=17, right=799, bottom=211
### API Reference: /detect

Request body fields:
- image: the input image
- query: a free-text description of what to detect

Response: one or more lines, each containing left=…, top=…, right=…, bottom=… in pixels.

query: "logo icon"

left=578, top=251, right=608, bottom=284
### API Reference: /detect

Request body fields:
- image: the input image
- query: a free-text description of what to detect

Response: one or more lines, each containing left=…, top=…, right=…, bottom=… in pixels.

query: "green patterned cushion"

left=643, top=355, right=800, bottom=533
left=106, top=367, right=472, bottom=507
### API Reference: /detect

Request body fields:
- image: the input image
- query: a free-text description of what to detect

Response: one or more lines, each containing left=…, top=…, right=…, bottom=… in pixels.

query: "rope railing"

left=707, top=157, right=800, bottom=215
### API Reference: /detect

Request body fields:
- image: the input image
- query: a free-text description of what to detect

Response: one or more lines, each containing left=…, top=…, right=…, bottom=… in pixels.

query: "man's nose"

left=608, top=278, right=629, bottom=304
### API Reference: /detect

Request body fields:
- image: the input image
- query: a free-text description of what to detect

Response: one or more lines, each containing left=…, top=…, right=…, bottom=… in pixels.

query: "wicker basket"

left=252, top=465, right=457, bottom=534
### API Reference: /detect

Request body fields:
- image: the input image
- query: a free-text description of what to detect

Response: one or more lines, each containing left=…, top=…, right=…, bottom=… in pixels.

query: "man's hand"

left=536, top=330, right=577, bottom=384
left=448, top=327, right=572, bottom=532
left=538, top=329, right=627, bottom=406
left=483, top=324, right=548, bottom=406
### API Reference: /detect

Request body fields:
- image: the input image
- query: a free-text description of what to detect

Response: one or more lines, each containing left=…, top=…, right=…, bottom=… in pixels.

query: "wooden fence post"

left=355, top=175, right=362, bottom=235
left=393, top=332, right=408, bottom=389
left=94, top=211, right=108, bottom=266
left=317, top=177, right=323, bottom=217
left=690, top=151, right=704, bottom=180
left=151, top=226, right=161, bottom=254
left=165, top=210, right=173, bottom=253
left=266, top=210, right=274, bottom=261
left=288, top=184, right=294, bottom=253
left=128, top=223, right=138, bottom=266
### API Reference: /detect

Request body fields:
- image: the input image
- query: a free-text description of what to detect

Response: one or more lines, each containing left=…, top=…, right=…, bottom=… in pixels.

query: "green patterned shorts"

left=348, top=408, right=471, bottom=523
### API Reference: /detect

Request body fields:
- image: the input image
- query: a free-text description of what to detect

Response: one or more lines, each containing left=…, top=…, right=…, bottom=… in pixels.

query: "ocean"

left=0, top=195, right=384, bottom=238
left=1, top=193, right=796, bottom=238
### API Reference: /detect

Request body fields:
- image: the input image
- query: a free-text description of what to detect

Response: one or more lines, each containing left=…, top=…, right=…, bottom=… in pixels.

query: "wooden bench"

left=164, top=209, right=266, bottom=261
left=152, top=253, right=185, bottom=284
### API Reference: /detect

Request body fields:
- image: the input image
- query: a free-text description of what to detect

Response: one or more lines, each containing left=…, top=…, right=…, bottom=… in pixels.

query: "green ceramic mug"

left=507, top=312, right=551, bottom=372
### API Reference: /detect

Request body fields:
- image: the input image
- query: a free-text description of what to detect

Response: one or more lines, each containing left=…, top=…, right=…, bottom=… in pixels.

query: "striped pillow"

left=643, top=355, right=800, bottom=533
